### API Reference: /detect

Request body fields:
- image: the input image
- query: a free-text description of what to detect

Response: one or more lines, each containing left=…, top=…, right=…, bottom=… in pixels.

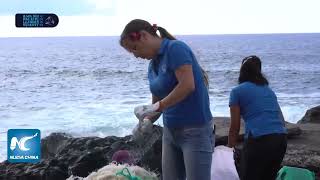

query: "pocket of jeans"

left=184, top=125, right=213, bottom=137
left=182, top=127, right=205, bottom=137
left=182, top=127, right=213, bottom=152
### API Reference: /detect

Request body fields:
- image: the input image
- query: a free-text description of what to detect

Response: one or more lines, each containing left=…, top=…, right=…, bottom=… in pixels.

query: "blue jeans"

left=162, top=121, right=214, bottom=180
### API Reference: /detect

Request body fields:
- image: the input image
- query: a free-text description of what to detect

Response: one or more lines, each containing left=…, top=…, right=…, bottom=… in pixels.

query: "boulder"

left=0, top=126, right=163, bottom=180
left=2, top=111, right=320, bottom=180
left=298, top=105, right=320, bottom=124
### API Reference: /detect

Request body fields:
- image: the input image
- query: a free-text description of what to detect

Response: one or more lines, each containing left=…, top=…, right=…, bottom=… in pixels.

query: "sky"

left=0, top=0, right=319, bottom=37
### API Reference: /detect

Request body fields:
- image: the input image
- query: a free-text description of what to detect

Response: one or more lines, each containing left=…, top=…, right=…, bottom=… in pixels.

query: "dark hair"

left=120, top=19, right=209, bottom=88
left=238, top=55, right=269, bottom=85
left=119, top=19, right=175, bottom=47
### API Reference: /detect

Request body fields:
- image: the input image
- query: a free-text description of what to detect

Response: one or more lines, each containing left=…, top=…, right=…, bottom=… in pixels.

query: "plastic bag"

left=211, top=145, right=240, bottom=180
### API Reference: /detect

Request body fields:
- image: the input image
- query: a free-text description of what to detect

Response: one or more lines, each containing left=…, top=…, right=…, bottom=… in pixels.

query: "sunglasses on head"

left=242, top=55, right=258, bottom=65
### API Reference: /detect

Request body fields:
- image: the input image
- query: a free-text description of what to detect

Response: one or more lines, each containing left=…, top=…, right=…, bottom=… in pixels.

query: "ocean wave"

left=277, top=92, right=320, bottom=98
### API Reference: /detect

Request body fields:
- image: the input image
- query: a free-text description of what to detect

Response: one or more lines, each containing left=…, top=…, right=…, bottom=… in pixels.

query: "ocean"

left=0, top=34, right=319, bottom=161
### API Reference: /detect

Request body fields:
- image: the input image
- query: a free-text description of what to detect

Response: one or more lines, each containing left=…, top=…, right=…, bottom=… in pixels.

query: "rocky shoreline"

left=0, top=106, right=319, bottom=180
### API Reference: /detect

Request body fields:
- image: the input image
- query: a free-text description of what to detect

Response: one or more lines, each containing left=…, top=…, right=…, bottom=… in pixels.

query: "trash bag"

left=211, top=145, right=240, bottom=180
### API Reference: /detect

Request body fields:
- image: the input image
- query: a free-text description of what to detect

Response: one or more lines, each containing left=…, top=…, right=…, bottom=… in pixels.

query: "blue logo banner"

left=7, top=129, right=41, bottom=163
left=15, top=14, right=59, bottom=28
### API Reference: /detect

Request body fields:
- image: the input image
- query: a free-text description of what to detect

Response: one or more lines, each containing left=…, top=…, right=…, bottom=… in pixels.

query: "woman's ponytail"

left=201, top=67, right=209, bottom=89
left=157, top=26, right=176, bottom=40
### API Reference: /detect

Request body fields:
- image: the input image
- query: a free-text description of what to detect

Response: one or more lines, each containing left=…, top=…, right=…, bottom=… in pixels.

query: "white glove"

left=134, top=102, right=161, bottom=121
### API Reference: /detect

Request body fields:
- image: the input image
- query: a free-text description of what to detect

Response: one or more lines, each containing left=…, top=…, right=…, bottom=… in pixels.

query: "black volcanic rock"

left=0, top=126, right=163, bottom=180
left=1, top=107, right=320, bottom=180
left=298, top=105, right=320, bottom=124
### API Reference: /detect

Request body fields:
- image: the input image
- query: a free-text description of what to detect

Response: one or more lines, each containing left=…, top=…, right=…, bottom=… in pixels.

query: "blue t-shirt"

left=148, top=38, right=212, bottom=128
left=229, top=82, right=287, bottom=138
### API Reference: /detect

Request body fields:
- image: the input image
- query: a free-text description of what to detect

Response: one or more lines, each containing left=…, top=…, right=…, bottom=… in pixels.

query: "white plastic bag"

left=211, top=145, right=240, bottom=180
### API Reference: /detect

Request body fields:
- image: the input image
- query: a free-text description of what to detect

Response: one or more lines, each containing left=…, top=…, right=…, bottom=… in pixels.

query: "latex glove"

left=134, top=102, right=161, bottom=121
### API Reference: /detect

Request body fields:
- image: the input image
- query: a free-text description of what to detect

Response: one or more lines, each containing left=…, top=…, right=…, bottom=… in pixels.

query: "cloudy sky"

left=0, top=0, right=319, bottom=37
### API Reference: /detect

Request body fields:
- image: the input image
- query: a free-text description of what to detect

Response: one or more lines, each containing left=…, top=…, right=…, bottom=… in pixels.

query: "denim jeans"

left=162, top=121, right=214, bottom=180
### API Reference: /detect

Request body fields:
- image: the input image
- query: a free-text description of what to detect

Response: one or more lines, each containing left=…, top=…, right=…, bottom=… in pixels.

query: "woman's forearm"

left=159, top=64, right=195, bottom=111
left=160, top=82, right=194, bottom=110
left=228, top=106, right=241, bottom=148
left=228, top=128, right=239, bottom=148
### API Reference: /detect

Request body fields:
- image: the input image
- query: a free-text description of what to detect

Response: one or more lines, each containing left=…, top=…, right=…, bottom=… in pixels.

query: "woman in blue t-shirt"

left=228, top=55, right=287, bottom=180
left=119, top=19, right=214, bottom=180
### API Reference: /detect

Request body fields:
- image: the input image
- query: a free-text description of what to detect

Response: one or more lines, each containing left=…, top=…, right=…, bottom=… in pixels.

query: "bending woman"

left=228, top=55, right=287, bottom=180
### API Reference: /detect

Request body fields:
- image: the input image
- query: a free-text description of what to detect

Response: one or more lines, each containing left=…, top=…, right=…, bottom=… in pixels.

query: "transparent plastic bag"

left=211, top=145, right=240, bottom=180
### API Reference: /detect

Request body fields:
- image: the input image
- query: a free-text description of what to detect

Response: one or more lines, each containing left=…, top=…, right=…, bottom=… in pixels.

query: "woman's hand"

left=134, top=102, right=162, bottom=121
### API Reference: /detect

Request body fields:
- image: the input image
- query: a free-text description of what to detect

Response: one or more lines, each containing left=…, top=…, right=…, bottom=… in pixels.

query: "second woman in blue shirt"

left=228, top=55, right=287, bottom=180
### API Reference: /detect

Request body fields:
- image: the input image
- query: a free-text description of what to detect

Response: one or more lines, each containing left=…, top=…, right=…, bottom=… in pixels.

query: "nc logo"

left=7, top=129, right=41, bottom=163
left=161, top=63, right=167, bottom=73
left=10, top=133, right=38, bottom=151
